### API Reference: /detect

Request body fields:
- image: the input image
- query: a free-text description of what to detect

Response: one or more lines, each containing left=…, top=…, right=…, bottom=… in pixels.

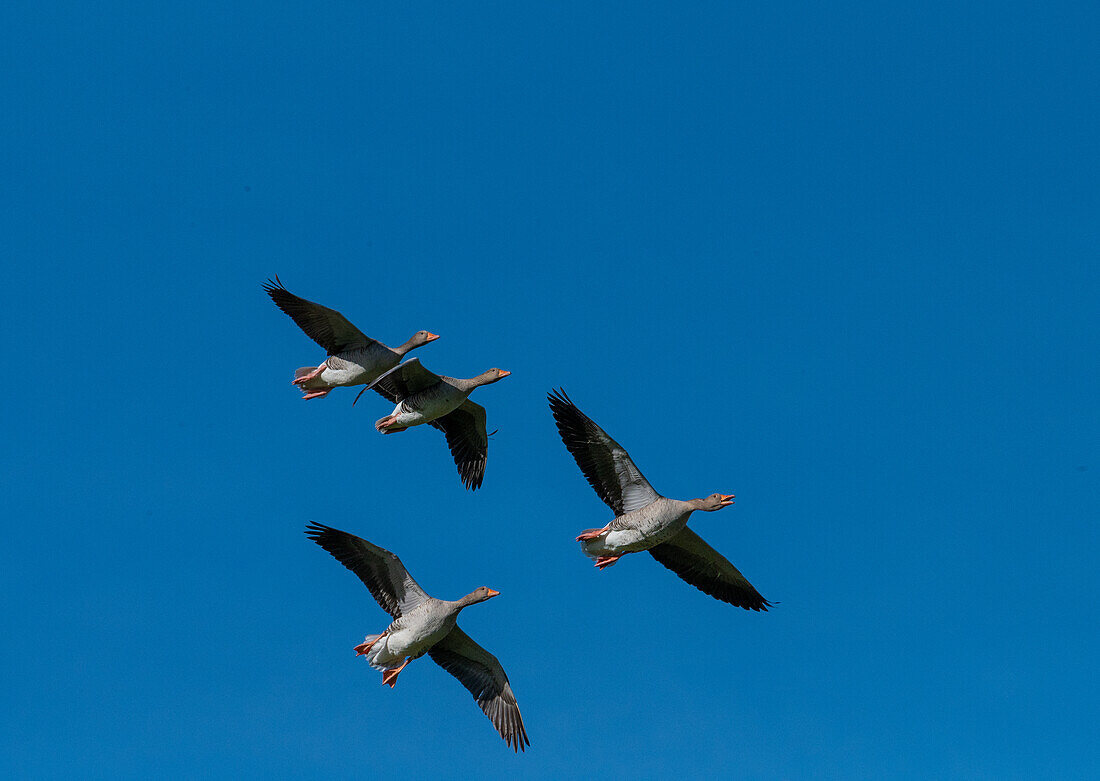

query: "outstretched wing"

left=430, top=400, right=489, bottom=491
left=648, top=527, right=772, bottom=611
left=305, top=523, right=429, bottom=618
left=357, top=357, right=442, bottom=406
left=428, top=628, right=529, bottom=752
left=547, top=388, right=660, bottom=515
left=264, top=276, right=376, bottom=355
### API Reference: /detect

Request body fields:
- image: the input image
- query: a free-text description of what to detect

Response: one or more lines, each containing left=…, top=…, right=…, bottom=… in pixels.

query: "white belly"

left=602, top=528, right=650, bottom=553
left=378, top=625, right=423, bottom=659
left=365, top=608, right=456, bottom=671
left=390, top=393, right=464, bottom=428
left=321, top=364, right=370, bottom=387
left=323, top=350, right=397, bottom=388
left=580, top=502, right=691, bottom=557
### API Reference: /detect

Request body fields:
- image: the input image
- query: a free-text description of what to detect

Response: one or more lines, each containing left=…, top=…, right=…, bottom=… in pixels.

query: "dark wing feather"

left=264, top=276, right=375, bottom=354
left=305, top=523, right=429, bottom=618
left=365, top=357, right=442, bottom=403
left=429, top=628, right=529, bottom=752
left=648, top=527, right=772, bottom=611
left=547, top=389, right=660, bottom=515
left=430, top=400, right=488, bottom=491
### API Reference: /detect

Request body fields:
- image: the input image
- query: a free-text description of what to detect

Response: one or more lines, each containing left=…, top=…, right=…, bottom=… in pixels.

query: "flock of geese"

left=266, top=277, right=774, bottom=752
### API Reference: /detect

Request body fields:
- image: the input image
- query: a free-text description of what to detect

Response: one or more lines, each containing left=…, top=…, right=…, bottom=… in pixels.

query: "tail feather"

left=358, top=635, right=396, bottom=671
left=578, top=535, right=610, bottom=560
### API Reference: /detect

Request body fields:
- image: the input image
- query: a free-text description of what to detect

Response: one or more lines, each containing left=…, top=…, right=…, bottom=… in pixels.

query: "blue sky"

left=2, top=1, right=1098, bottom=778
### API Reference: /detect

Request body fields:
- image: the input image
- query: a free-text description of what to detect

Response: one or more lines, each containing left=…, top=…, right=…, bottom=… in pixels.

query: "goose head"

left=461, top=586, right=501, bottom=606
left=473, top=368, right=511, bottom=387
left=397, top=330, right=440, bottom=355
left=695, top=493, right=735, bottom=511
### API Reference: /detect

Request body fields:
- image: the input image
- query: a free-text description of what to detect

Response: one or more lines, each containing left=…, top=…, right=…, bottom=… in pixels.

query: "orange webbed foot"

left=381, top=659, right=410, bottom=688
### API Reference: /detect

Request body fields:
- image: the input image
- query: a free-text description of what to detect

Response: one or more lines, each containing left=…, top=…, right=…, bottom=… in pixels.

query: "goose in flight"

left=547, top=389, right=772, bottom=611
left=264, top=276, right=438, bottom=400
left=354, top=358, right=510, bottom=490
left=305, top=522, right=529, bottom=752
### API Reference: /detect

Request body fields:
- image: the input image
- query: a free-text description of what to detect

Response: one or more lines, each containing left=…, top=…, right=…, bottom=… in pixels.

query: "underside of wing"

left=428, top=628, right=529, bottom=752
left=365, top=357, right=441, bottom=403
left=547, top=388, right=660, bottom=515
left=264, top=276, right=375, bottom=354
left=648, top=527, right=772, bottom=611
left=430, top=400, right=489, bottom=490
left=305, top=523, right=429, bottom=617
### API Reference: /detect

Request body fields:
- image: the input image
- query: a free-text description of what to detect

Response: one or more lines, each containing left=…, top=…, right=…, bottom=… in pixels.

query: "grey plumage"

left=548, top=389, right=772, bottom=611
left=264, top=277, right=438, bottom=398
left=264, top=276, right=378, bottom=354
left=356, top=358, right=508, bottom=490
left=305, top=523, right=529, bottom=752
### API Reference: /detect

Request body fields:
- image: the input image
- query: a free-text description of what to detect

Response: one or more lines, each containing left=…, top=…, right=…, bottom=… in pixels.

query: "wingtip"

left=460, top=463, right=485, bottom=491
left=738, top=596, right=774, bottom=612
left=504, top=730, right=530, bottom=753
left=263, top=274, right=287, bottom=295
left=546, top=387, right=570, bottom=405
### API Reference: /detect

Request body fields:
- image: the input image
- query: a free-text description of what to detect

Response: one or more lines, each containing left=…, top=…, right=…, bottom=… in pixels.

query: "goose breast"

left=589, top=498, right=694, bottom=555
left=383, top=605, right=459, bottom=660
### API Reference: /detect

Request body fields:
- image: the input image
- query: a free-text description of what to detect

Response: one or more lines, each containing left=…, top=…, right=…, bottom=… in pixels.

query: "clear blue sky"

left=2, top=2, right=1098, bottom=778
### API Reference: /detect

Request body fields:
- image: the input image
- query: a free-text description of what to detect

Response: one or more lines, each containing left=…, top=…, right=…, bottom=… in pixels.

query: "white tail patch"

left=294, top=367, right=328, bottom=391
left=578, top=538, right=606, bottom=559
left=362, top=635, right=402, bottom=671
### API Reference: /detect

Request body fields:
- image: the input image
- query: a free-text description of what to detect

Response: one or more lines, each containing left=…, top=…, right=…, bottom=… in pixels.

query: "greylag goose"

left=305, top=523, right=529, bottom=752
left=547, top=389, right=772, bottom=611
left=353, top=357, right=510, bottom=490
left=264, top=276, right=438, bottom=400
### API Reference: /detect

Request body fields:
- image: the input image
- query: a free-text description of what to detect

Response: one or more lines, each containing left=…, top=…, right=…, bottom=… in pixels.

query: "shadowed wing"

left=430, top=400, right=488, bottom=491
left=648, top=527, right=772, bottom=611
left=547, top=389, right=660, bottom=515
left=264, top=277, right=376, bottom=355
left=428, top=628, right=529, bottom=752
left=305, top=523, right=429, bottom=618
left=355, top=357, right=442, bottom=406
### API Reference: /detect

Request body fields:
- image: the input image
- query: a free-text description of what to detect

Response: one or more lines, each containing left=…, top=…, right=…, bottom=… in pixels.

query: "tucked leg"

left=301, top=389, right=331, bottom=400
left=594, top=555, right=622, bottom=570
left=576, top=526, right=609, bottom=541
left=293, top=362, right=327, bottom=385
left=354, top=633, right=384, bottom=656
left=375, top=415, right=400, bottom=432
left=382, top=658, right=411, bottom=688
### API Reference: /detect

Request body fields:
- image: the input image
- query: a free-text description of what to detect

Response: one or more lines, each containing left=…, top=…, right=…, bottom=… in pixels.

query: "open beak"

left=425, top=332, right=440, bottom=342
left=720, top=494, right=736, bottom=507
left=497, top=370, right=511, bottom=378
left=486, top=589, right=501, bottom=598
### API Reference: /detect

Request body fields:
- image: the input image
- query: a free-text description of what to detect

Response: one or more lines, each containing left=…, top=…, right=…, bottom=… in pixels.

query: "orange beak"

left=497, top=370, right=511, bottom=378
left=720, top=494, right=736, bottom=506
left=426, top=332, right=440, bottom=342
left=486, top=589, right=501, bottom=598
